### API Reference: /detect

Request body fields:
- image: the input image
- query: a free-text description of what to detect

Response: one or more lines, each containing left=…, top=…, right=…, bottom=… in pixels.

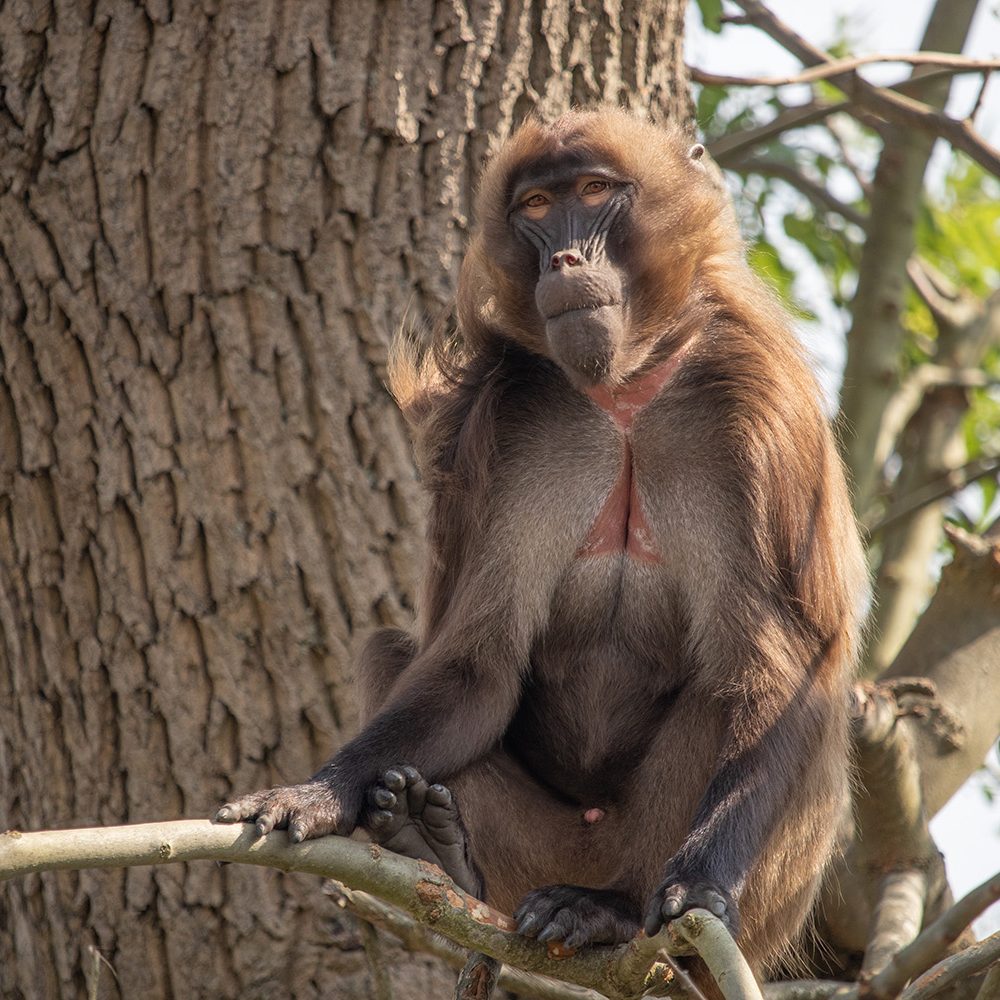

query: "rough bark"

left=867, top=284, right=1000, bottom=676
left=0, top=1, right=690, bottom=998
left=884, top=525, right=1000, bottom=816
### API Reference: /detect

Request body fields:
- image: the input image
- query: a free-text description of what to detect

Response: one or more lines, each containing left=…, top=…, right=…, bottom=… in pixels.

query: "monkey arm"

left=319, top=627, right=528, bottom=794
left=216, top=485, right=581, bottom=843
left=644, top=624, right=844, bottom=936
left=215, top=593, right=534, bottom=842
left=645, top=411, right=863, bottom=937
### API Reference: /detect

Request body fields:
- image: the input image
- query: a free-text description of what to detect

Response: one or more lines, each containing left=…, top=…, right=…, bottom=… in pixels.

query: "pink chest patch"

left=576, top=347, right=690, bottom=564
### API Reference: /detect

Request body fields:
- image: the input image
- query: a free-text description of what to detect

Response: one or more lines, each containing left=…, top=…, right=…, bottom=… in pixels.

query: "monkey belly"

left=506, top=639, right=693, bottom=807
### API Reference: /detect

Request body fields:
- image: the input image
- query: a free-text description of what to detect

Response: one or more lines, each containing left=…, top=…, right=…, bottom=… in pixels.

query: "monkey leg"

left=355, top=629, right=599, bottom=913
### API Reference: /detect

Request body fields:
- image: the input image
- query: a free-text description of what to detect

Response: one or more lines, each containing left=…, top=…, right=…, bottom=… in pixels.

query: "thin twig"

left=724, top=153, right=867, bottom=226
left=866, top=455, right=1000, bottom=536
left=822, top=118, right=872, bottom=195
left=456, top=951, right=501, bottom=1000
left=898, top=931, right=1000, bottom=1000
left=969, top=70, right=993, bottom=125
left=728, top=0, right=1000, bottom=177
left=689, top=53, right=1000, bottom=89
left=358, top=919, right=395, bottom=1000
left=974, top=962, right=1000, bottom=1000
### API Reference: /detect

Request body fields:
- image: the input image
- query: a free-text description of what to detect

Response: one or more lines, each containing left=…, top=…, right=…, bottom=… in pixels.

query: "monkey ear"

left=688, top=143, right=706, bottom=161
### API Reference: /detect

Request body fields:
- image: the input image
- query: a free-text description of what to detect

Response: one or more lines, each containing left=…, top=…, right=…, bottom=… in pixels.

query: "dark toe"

left=371, top=786, right=397, bottom=810
left=382, top=768, right=406, bottom=792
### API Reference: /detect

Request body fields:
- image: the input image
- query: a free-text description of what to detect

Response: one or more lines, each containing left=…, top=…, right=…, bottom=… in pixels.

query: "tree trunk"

left=0, top=2, right=690, bottom=997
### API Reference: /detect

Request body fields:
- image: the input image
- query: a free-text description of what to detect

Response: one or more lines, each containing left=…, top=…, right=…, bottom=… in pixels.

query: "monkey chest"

left=575, top=434, right=661, bottom=563
left=571, top=384, right=674, bottom=567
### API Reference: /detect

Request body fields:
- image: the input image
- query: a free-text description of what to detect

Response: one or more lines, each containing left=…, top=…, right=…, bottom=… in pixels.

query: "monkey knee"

left=357, top=627, right=417, bottom=718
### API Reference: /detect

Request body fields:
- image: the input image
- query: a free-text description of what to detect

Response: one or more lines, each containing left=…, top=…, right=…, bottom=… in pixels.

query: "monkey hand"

left=643, top=872, right=740, bottom=940
left=215, top=775, right=364, bottom=842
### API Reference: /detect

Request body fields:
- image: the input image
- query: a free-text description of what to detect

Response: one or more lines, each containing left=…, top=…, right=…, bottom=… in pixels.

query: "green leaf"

left=746, top=239, right=817, bottom=321
left=694, top=0, right=724, bottom=32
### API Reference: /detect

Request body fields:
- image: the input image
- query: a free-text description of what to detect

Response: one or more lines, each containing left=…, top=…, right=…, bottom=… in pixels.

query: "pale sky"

left=685, top=0, right=1000, bottom=938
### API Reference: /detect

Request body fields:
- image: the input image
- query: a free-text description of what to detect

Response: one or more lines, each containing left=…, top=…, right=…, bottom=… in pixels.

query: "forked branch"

left=0, top=820, right=760, bottom=1000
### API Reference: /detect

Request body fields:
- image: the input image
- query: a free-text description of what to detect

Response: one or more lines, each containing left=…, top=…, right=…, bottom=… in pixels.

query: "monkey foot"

left=514, top=885, right=640, bottom=949
left=366, top=765, right=482, bottom=897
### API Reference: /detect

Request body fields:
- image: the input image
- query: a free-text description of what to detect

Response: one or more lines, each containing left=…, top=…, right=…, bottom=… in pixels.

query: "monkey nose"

left=551, top=250, right=584, bottom=270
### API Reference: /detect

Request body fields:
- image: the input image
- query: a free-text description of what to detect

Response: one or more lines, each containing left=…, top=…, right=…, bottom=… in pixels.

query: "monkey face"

left=507, top=162, right=634, bottom=386
left=459, top=110, right=737, bottom=389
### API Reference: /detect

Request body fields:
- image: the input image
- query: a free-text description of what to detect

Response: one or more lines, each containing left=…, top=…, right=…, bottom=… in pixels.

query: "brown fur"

left=220, top=109, right=867, bottom=991
left=388, top=109, right=866, bottom=977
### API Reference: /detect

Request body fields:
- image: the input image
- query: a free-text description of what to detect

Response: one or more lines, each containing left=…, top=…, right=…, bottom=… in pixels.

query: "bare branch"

left=866, top=872, right=1000, bottom=1000
left=689, top=53, right=1000, bottom=90
left=866, top=455, right=1000, bottom=536
left=728, top=0, right=1000, bottom=177
left=763, top=984, right=855, bottom=1000
left=666, top=911, right=764, bottom=1000
left=861, top=870, right=928, bottom=978
left=330, top=885, right=612, bottom=1000
left=0, top=819, right=754, bottom=1000
left=898, top=930, right=1000, bottom=1000
left=906, top=257, right=984, bottom=328
left=708, top=101, right=852, bottom=164
left=724, top=153, right=867, bottom=226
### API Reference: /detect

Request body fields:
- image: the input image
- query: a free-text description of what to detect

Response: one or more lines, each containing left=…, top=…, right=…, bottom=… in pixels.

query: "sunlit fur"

left=376, top=107, right=870, bottom=988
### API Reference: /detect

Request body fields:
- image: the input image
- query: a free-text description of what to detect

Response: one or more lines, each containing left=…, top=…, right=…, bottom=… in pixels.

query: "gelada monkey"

left=217, top=109, right=867, bottom=982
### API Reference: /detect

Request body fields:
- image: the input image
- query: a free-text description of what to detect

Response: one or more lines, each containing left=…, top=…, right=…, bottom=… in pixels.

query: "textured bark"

left=867, top=290, right=1000, bottom=675
left=0, top=1, right=690, bottom=998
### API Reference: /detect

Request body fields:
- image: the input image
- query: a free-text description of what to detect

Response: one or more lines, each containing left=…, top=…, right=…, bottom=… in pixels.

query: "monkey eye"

left=519, top=192, right=551, bottom=220
left=578, top=177, right=614, bottom=205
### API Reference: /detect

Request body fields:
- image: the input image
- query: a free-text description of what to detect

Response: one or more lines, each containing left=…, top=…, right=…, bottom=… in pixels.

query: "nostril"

left=551, top=250, right=583, bottom=270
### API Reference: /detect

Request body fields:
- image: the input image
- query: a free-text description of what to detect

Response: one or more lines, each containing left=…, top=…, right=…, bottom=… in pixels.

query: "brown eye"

left=582, top=180, right=609, bottom=195
left=519, top=192, right=551, bottom=219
